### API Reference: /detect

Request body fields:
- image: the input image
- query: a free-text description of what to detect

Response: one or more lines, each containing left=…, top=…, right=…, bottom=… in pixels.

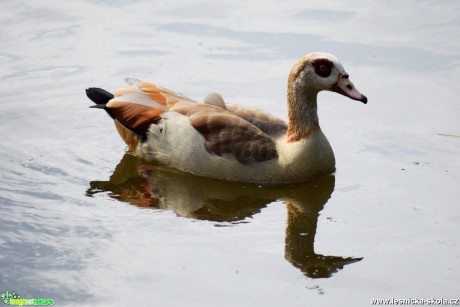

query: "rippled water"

left=1, top=1, right=459, bottom=306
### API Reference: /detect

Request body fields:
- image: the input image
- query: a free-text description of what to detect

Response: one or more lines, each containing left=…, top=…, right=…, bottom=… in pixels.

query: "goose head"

left=289, top=52, right=367, bottom=104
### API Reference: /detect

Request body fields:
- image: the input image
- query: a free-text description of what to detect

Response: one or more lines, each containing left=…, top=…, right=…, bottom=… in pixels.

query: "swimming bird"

left=86, top=52, right=367, bottom=185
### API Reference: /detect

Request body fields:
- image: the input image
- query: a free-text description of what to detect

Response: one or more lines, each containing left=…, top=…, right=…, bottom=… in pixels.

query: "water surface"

left=1, top=1, right=459, bottom=306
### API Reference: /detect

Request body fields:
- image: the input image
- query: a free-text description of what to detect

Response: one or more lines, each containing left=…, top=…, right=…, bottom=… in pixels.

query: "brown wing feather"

left=137, top=82, right=168, bottom=106
left=107, top=101, right=164, bottom=136
left=137, top=82, right=196, bottom=107
left=225, top=104, right=287, bottom=138
left=116, top=81, right=196, bottom=107
left=185, top=108, right=279, bottom=164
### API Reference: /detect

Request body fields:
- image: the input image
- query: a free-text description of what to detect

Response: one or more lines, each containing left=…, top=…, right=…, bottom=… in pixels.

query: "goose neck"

left=286, top=91, right=320, bottom=143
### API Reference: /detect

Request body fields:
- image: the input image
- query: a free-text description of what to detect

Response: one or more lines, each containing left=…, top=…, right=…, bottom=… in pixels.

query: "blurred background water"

left=1, top=1, right=459, bottom=306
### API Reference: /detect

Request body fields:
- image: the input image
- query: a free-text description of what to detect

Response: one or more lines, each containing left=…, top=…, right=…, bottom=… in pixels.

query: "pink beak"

left=332, top=74, right=367, bottom=104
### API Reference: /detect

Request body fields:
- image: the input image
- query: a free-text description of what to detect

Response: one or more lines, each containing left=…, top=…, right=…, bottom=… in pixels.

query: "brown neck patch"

left=287, top=121, right=320, bottom=143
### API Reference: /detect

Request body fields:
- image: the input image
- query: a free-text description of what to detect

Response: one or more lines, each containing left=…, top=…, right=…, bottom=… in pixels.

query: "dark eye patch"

left=312, top=59, right=333, bottom=78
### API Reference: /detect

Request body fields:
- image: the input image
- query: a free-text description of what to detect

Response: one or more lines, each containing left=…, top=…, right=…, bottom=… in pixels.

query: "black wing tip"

left=86, top=87, right=115, bottom=119
left=86, top=87, right=114, bottom=105
left=89, top=104, right=107, bottom=109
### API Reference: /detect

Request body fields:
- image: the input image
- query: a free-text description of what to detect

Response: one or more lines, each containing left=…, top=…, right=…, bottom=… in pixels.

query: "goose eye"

left=312, top=59, right=333, bottom=78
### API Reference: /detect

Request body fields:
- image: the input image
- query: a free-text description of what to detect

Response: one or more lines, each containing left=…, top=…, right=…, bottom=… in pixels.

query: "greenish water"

left=1, top=1, right=459, bottom=306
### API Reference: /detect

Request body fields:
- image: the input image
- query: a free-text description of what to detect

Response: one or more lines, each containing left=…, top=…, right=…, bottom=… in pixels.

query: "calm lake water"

left=1, top=1, right=460, bottom=306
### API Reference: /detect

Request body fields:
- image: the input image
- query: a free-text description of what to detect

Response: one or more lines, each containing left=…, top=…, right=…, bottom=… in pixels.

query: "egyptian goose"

left=86, top=52, right=367, bottom=185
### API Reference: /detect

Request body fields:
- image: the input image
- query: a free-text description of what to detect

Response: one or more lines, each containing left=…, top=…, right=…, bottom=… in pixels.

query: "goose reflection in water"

left=87, top=154, right=362, bottom=278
